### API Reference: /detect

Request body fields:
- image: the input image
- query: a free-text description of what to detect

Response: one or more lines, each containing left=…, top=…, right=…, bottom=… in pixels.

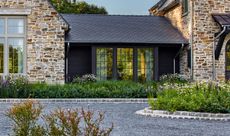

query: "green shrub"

left=6, top=100, right=45, bottom=136
left=149, top=82, right=230, bottom=113
left=72, top=74, right=97, bottom=84
left=159, top=74, right=189, bottom=84
left=0, top=75, right=30, bottom=98
left=0, top=79, right=158, bottom=98
left=7, top=100, right=113, bottom=136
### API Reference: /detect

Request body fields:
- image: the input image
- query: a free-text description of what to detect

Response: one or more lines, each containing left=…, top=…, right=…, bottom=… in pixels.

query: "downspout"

left=213, top=26, right=227, bottom=80
left=174, top=44, right=185, bottom=73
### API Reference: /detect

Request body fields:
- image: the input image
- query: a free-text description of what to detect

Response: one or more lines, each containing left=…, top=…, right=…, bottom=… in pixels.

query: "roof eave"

left=64, top=41, right=189, bottom=44
left=149, top=0, right=180, bottom=15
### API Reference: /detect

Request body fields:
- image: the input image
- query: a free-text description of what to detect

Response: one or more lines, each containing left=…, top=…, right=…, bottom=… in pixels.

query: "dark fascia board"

left=65, top=41, right=189, bottom=46
left=149, top=0, right=167, bottom=11
left=149, top=0, right=180, bottom=14
left=159, top=0, right=180, bottom=13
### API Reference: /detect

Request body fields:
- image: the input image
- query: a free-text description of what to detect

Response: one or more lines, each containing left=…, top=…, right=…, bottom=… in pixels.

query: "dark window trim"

left=92, top=46, right=96, bottom=75
left=133, top=47, right=138, bottom=81
left=93, top=46, right=157, bottom=81
left=112, top=47, right=117, bottom=80
left=154, top=47, right=159, bottom=81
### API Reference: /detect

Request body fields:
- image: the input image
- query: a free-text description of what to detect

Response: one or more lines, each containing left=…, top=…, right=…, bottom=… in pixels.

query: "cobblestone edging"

left=136, top=107, right=230, bottom=121
left=0, top=98, right=148, bottom=103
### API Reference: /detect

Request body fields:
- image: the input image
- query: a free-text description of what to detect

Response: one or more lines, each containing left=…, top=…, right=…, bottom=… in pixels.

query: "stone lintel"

left=0, top=8, right=31, bottom=15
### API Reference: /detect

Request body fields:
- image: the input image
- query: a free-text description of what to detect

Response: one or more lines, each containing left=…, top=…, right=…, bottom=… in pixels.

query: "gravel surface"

left=1, top=103, right=230, bottom=136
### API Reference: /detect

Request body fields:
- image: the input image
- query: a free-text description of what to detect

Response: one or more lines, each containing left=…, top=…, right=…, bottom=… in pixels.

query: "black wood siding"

left=68, top=46, right=92, bottom=80
left=66, top=43, right=181, bottom=82
left=158, top=47, right=180, bottom=77
left=226, top=71, right=230, bottom=80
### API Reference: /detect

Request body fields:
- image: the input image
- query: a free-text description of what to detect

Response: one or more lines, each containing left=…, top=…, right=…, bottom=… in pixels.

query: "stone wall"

left=150, top=2, right=191, bottom=79
left=151, top=0, right=230, bottom=81
left=192, top=0, right=230, bottom=81
left=163, top=4, right=191, bottom=79
left=0, top=0, right=68, bottom=84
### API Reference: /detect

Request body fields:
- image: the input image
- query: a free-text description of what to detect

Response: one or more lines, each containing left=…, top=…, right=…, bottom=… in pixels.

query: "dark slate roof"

left=62, top=14, right=188, bottom=44
left=213, top=14, right=230, bottom=26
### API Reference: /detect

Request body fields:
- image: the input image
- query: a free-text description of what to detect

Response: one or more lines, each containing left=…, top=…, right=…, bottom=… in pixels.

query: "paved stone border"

left=0, top=98, right=148, bottom=103
left=136, top=107, right=230, bottom=121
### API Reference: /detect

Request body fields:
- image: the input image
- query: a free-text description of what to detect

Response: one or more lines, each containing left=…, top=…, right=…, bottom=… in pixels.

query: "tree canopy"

left=50, top=0, right=108, bottom=14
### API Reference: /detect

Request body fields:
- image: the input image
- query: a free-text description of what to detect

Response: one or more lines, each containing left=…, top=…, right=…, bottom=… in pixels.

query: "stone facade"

left=150, top=0, right=230, bottom=81
left=0, top=0, right=68, bottom=84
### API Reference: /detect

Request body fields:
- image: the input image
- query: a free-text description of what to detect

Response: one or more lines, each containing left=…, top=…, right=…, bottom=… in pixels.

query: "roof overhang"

left=62, top=14, right=188, bottom=45
left=149, top=0, right=179, bottom=15
left=212, top=14, right=230, bottom=60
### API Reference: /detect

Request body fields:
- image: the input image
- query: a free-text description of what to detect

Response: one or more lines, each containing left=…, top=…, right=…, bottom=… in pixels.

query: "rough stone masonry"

left=150, top=0, right=230, bottom=81
left=0, top=0, right=68, bottom=84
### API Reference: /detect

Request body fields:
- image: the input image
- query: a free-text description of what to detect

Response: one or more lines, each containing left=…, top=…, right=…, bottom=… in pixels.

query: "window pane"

left=0, top=19, right=5, bottom=34
left=96, top=48, right=113, bottom=80
left=0, top=38, right=4, bottom=73
left=138, top=48, right=154, bottom=82
left=117, top=48, right=133, bottom=80
left=7, top=19, right=24, bottom=34
left=8, top=38, right=24, bottom=73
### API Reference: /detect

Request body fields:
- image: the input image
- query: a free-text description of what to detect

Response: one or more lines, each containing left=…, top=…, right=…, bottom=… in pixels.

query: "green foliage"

left=0, top=77, right=157, bottom=98
left=0, top=75, right=30, bottom=98
left=72, top=74, right=97, bottom=84
left=149, top=82, right=230, bottom=113
left=6, top=100, right=113, bottom=136
left=159, top=74, right=189, bottom=84
left=50, top=0, right=108, bottom=14
left=6, top=100, right=45, bottom=136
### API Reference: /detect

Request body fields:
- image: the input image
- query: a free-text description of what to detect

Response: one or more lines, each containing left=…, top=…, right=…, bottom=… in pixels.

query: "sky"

left=83, top=0, right=159, bottom=15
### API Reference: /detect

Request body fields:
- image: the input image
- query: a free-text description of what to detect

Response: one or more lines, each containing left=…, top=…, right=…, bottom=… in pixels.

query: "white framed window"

left=0, top=16, right=26, bottom=75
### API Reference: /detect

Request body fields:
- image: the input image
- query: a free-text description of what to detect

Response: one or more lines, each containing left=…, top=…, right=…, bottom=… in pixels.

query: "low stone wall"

left=136, top=107, right=230, bottom=121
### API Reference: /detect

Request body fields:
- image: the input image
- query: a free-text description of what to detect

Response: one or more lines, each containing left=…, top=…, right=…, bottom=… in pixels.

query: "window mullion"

left=4, top=17, right=8, bottom=76
left=112, top=47, right=117, bottom=80
left=133, top=47, right=138, bottom=82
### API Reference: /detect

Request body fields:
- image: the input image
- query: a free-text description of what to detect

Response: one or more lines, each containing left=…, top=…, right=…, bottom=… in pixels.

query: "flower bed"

left=148, top=82, right=230, bottom=113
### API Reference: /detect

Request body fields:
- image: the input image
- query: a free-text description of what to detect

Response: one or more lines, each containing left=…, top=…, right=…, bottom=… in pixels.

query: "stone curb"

left=0, top=98, right=148, bottom=103
left=135, top=107, right=230, bottom=121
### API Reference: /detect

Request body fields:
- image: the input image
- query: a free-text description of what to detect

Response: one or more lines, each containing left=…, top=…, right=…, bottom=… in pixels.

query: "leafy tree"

left=50, top=0, right=108, bottom=14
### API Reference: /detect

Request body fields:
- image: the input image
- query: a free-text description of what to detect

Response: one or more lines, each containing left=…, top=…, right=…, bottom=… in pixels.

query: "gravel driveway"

left=1, top=102, right=230, bottom=136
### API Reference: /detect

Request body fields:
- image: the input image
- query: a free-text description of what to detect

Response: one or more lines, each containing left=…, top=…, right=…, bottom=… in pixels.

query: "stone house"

left=2, top=0, right=228, bottom=84
left=149, top=0, right=230, bottom=81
